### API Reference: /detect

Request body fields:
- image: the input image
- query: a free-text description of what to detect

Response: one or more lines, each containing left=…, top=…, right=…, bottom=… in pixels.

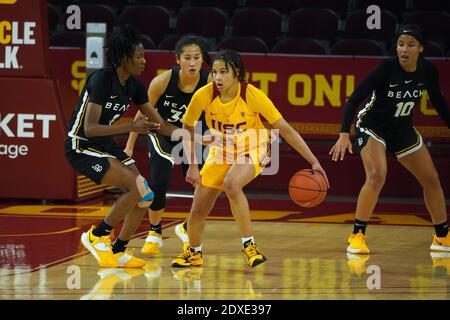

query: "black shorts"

left=355, top=123, right=423, bottom=159
left=64, top=137, right=135, bottom=184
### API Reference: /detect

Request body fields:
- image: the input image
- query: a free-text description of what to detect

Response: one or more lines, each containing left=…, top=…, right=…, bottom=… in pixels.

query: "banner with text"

left=50, top=49, right=450, bottom=141
left=0, top=0, right=49, bottom=77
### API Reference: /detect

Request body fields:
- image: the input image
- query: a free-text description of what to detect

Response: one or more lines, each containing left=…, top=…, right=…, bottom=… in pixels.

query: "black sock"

left=183, top=220, right=188, bottom=232
left=150, top=223, right=162, bottom=235
left=353, top=219, right=368, bottom=235
left=92, top=220, right=113, bottom=237
left=434, top=221, right=449, bottom=237
left=112, top=238, right=129, bottom=254
left=243, top=239, right=253, bottom=248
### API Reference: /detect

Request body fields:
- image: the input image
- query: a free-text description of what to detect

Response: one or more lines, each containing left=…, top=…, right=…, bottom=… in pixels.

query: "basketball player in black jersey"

left=65, top=25, right=182, bottom=268
left=124, top=35, right=211, bottom=255
left=330, top=25, right=450, bottom=254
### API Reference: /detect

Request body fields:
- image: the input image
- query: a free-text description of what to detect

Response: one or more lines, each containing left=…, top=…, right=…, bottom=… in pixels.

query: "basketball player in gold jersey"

left=172, top=50, right=329, bottom=268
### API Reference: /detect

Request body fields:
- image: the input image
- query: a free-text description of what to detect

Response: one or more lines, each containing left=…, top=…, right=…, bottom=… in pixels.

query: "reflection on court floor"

left=0, top=199, right=449, bottom=300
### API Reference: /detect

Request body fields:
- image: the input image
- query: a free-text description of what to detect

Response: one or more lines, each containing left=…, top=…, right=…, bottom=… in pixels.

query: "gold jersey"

left=184, top=82, right=283, bottom=158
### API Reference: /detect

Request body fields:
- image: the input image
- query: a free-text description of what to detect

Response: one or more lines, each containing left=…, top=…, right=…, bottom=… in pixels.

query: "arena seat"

left=216, top=36, right=269, bottom=53
left=272, top=38, right=327, bottom=55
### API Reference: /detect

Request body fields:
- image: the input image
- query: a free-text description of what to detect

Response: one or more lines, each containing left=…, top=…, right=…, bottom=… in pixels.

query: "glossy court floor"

left=1, top=194, right=450, bottom=300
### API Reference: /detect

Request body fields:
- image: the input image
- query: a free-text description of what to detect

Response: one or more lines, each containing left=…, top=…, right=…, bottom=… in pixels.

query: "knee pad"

left=136, top=175, right=154, bottom=208
left=150, top=191, right=167, bottom=211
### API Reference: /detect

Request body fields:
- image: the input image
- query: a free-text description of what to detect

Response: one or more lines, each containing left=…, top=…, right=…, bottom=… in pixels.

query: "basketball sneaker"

left=81, top=226, right=118, bottom=268
left=242, top=240, right=267, bottom=267
left=172, top=246, right=203, bottom=268
left=112, top=249, right=146, bottom=268
left=430, top=233, right=450, bottom=251
left=347, top=230, right=370, bottom=254
left=346, top=253, right=369, bottom=276
left=175, top=221, right=189, bottom=251
left=141, top=231, right=163, bottom=255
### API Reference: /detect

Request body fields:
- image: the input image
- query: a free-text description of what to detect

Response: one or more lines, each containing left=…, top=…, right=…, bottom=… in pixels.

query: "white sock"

left=190, top=244, right=203, bottom=252
left=242, top=236, right=254, bottom=246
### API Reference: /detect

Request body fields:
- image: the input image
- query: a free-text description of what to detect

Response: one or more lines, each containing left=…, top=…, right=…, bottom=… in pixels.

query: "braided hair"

left=175, top=34, right=211, bottom=66
left=105, top=24, right=141, bottom=67
left=212, top=50, right=246, bottom=81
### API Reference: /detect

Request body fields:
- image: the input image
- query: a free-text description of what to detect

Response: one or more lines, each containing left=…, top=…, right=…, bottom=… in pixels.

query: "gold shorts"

left=200, top=139, right=271, bottom=191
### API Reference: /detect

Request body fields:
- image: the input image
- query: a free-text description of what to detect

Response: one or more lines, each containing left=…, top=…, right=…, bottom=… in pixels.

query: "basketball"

left=288, top=169, right=327, bottom=208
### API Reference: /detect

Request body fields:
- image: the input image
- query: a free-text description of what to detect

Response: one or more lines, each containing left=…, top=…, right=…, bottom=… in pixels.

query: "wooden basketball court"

left=1, top=195, right=449, bottom=300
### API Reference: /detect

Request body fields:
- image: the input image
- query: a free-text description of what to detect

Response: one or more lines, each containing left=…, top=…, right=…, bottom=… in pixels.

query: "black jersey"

left=67, top=66, right=149, bottom=144
left=155, top=65, right=209, bottom=127
left=341, top=57, right=450, bottom=132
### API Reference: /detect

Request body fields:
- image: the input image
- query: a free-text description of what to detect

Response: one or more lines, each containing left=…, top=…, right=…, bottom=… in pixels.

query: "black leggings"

left=147, top=133, right=203, bottom=211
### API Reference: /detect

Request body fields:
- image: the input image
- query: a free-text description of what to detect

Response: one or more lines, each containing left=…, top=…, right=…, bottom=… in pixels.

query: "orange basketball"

left=288, top=169, right=327, bottom=208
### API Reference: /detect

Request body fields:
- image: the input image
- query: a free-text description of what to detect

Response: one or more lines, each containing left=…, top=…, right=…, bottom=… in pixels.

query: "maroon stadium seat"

left=176, top=7, right=226, bottom=41
left=118, top=5, right=170, bottom=45
left=50, top=31, right=85, bottom=48
left=60, top=4, right=116, bottom=33
left=242, top=0, right=298, bottom=14
left=157, top=34, right=184, bottom=50
left=288, top=8, right=339, bottom=41
left=330, top=39, right=385, bottom=56
left=272, top=38, right=327, bottom=55
left=409, top=0, right=449, bottom=13
left=216, top=36, right=269, bottom=54
left=230, top=8, right=282, bottom=47
left=343, top=10, right=398, bottom=42
left=402, top=11, right=450, bottom=44
left=297, top=0, right=349, bottom=17
left=352, top=0, right=406, bottom=16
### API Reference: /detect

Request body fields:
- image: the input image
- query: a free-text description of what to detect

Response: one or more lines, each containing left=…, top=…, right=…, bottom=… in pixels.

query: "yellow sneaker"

left=141, top=231, right=163, bottom=255
left=347, top=230, right=370, bottom=254
left=430, top=233, right=450, bottom=251
left=242, top=241, right=267, bottom=267
left=80, top=268, right=144, bottom=300
left=172, top=246, right=203, bottom=268
left=175, top=221, right=189, bottom=251
left=112, top=249, right=146, bottom=268
left=81, top=226, right=118, bottom=268
left=346, top=253, right=370, bottom=276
